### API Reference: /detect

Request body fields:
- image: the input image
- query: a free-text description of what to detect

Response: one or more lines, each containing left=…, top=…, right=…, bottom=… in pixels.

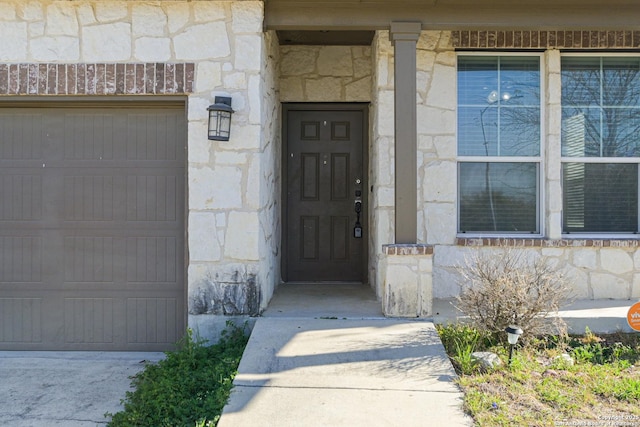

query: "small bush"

left=454, top=244, right=573, bottom=343
left=106, top=323, right=249, bottom=427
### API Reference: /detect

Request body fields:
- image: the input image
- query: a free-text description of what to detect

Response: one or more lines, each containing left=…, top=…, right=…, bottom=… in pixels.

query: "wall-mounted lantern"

left=207, top=96, right=234, bottom=141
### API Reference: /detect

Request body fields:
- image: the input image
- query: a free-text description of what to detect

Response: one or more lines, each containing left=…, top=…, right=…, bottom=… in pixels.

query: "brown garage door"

left=0, top=102, right=186, bottom=351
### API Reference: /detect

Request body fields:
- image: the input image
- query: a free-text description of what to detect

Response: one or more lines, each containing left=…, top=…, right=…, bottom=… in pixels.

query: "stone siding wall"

left=0, top=1, right=275, bottom=331
left=434, top=242, right=640, bottom=300
left=279, top=45, right=372, bottom=102
left=375, top=29, right=640, bottom=304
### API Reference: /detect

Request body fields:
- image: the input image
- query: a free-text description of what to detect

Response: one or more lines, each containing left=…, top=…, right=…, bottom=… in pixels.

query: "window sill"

left=382, top=244, right=434, bottom=255
left=457, top=237, right=640, bottom=248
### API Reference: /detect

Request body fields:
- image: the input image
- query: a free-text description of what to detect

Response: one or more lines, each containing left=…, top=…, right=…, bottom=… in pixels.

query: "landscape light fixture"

left=505, top=325, right=523, bottom=365
left=207, top=96, right=234, bottom=141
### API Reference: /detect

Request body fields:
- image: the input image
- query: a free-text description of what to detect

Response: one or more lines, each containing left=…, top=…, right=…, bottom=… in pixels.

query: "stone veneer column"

left=390, top=22, right=421, bottom=244
left=545, top=49, right=563, bottom=239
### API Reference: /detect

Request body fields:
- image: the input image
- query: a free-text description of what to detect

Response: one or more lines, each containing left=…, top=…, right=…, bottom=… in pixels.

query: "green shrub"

left=106, top=324, right=249, bottom=427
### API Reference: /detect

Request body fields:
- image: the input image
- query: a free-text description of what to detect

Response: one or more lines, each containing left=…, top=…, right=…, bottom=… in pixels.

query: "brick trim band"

left=457, top=238, right=640, bottom=248
left=451, top=30, right=640, bottom=49
left=382, top=244, right=434, bottom=255
left=0, top=63, right=194, bottom=96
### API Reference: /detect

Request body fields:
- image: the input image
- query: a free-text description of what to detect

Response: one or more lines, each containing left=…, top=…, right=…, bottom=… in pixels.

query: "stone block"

left=215, top=150, right=248, bottom=166
left=46, top=3, right=78, bottom=36
left=189, top=166, right=242, bottom=210
left=417, top=105, right=455, bottom=135
left=231, top=1, right=263, bottom=33
left=376, top=91, right=395, bottom=136
left=591, top=273, right=630, bottom=299
left=432, top=266, right=462, bottom=298
left=600, top=249, right=633, bottom=274
left=196, top=62, right=222, bottom=91
left=383, top=261, right=419, bottom=317
left=345, top=76, right=371, bottom=102
left=76, top=4, right=96, bottom=26
left=317, top=46, right=354, bottom=76
left=132, top=4, right=166, bottom=36
left=223, top=72, right=247, bottom=90
left=426, top=63, right=456, bottom=111
left=228, top=124, right=261, bottom=150
left=377, top=186, right=394, bottom=207
left=235, top=35, right=262, bottom=71
left=31, top=36, right=79, bottom=61
left=82, top=23, right=131, bottom=62
left=572, top=249, right=597, bottom=270
left=188, top=212, right=222, bottom=262
left=419, top=266, right=434, bottom=316
left=248, top=75, right=261, bottom=124
left=280, top=48, right=317, bottom=76
left=280, top=76, right=303, bottom=102
left=422, top=161, right=456, bottom=202
left=187, top=122, right=210, bottom=164
left=0, top=22, right=27, bottom=61
left=245, top=155, right=261, bottom=210
left=18, top=2, right=41, bottom=21
left=433, top=135, right=456, bottom=159
left=166, top=3, right=189, bottom=33
left=418, top=31, right=440, bottom=50
left=425, top=202, right=456, bottom=245
left=472, top=352, right=502, bottom=371
left=562, top=265, right=590, bottom=299
left=632, top=274, right=640, bottom=298
left=417, top=50, right=436, bottom=72
left=226, top=212, right=260, bottom=261
left=135, top=37, right=171, bottom=62
left=305, top=77, right=342, bottom=102
left=633, top=250, right=640, bottom=269
left=95, top=2, right=128, bottom=22
left=29, top=21, right=45, bottom=38
left=174, top=22, right=230, bottom=60
left=353, top=55, right=371, bottom=79
left=193, top=2, right=227, bottom=22
left=189, top=266, right=260, bottom=316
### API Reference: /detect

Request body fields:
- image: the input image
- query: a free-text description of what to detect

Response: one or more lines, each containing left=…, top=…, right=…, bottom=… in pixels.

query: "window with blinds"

left=457, top=55, right=541, bottom=234
left=561, top=56, right=640, bottom=233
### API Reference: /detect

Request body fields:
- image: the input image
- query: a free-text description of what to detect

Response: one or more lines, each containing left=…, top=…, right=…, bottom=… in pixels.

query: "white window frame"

left=560, top=52, right=640, bottom=238
left=456, top=52, right=545, bottom=237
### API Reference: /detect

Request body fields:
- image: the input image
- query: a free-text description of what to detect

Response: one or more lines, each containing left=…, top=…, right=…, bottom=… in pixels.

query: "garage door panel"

left=126, top=113, right=185, bottom=162
left=64, top=237, right=115, bottom=283
left=0, top=174, right=43, bottom=221
left=63, top=113, right=117, bottom=161
left=0, top=236, right=43, bottom=282
left=127, top=297, right=178, bottom=345
left=0, top=105, right=186, bottom=351
left=127, top=174, right=181, bottom=222
left=0, top=297, right=42, bottom=343
left=0, top=113, right=45, bottom=160
left=64, top=297, right=114, bottom=344
left=126, top=236, right=178, bottom=283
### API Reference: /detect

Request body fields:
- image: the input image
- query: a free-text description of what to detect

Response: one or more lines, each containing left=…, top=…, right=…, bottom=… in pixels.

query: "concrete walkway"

left=0, top=351, right=164, bottom=426
left=218, top=284, right=474, bottom=427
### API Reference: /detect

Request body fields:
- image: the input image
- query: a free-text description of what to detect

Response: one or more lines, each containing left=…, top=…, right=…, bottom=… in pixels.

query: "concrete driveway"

left=0, top=351, right=164, bottom=426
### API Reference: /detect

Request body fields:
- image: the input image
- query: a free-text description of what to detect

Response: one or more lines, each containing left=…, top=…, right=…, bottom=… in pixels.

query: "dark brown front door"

left=284, top=104, right=367, bottom=282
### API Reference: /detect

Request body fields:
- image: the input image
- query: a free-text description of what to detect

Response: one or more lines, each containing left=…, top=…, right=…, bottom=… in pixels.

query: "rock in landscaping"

left=471, top=351, right=502, bottom=371
left=553, top=353, right=575, bottom=367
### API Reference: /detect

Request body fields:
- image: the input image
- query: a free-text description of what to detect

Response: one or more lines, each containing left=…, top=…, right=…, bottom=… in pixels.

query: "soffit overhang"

left=265, top=0, right=640, bottom=31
